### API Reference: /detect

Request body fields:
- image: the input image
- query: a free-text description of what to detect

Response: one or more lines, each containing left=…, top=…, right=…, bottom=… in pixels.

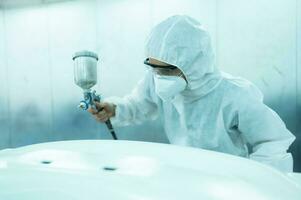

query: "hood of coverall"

left=145, top=15, right=222, bottom=102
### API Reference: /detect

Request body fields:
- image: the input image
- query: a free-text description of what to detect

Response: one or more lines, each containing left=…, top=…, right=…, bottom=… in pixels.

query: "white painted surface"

left=0, top=140, right=300, bottom=200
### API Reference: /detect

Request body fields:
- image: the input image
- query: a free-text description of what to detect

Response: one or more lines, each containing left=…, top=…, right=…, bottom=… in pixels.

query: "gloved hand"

left=88, top=101, right=116, bottom=123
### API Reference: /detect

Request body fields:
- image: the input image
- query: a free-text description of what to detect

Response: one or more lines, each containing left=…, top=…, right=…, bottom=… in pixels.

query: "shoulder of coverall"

left=219, top=72, right=264, bottom=103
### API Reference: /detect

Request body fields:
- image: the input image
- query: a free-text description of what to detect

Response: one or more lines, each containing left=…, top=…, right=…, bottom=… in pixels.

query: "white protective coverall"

left=108, top=15, right=296, bottom=172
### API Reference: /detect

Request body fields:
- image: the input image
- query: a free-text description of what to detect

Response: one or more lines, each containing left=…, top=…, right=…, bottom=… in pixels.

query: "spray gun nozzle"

left=78, top=101, right=89, bottom=110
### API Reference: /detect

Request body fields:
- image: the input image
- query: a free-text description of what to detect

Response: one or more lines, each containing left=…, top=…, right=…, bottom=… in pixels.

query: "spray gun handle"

left=93, top=103, right=118, bottom=140
left=95, top=107, right=117, bottom=140
left=88, top=90, right=118, bottom=140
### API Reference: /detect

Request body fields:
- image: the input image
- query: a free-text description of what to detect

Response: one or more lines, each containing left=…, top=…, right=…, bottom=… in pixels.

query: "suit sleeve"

left=237, top=86, right=295, bottom=172
left=106, top=71, right=159, bottom=126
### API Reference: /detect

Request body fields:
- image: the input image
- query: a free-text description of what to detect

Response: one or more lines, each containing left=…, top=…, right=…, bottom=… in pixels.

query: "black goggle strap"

left=144, top=58, right=178, bottom=70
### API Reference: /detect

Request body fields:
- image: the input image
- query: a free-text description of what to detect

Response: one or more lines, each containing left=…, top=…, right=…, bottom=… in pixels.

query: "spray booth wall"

left=0, top=0, right=300, bottom=171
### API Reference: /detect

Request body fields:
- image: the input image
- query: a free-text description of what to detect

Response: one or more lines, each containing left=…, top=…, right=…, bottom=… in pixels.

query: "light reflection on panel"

left=0, top=8, right=10, bottom=149
left=4, top=5, right=52, bottom=147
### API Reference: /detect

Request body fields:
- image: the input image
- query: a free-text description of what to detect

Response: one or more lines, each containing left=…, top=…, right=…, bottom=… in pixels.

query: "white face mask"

left=154, top=75, right=187, bottom=101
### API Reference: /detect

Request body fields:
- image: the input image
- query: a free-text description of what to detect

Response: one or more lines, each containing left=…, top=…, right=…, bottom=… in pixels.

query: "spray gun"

left=72, top=50, right=118, bottom=140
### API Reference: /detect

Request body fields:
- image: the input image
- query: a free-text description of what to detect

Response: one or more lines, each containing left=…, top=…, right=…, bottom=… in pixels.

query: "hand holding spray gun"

left=73, top=51, right=118, bottom=140
left=87, top=101, right=116, bottom=123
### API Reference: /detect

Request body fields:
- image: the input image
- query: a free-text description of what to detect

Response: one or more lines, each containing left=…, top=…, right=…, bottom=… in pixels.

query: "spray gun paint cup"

left=73, top=50, right=100, bottom=110
left=72, top=51, right=118, bottom=140
left=73, top=50, right=99, bottom=91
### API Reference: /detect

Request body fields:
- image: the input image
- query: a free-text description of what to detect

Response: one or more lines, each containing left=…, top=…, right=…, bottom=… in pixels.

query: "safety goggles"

left=144, top=58, right=181, bottom=76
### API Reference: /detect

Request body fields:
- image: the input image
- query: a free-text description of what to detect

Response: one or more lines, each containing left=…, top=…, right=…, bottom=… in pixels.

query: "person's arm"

left=104, top=71, right=159, bottom=126
left=236, top=86, right=295, bottom=172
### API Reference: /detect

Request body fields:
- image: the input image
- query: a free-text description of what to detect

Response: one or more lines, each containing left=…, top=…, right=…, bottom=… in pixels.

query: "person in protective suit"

left=88, top=15, right=295, bottom=172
